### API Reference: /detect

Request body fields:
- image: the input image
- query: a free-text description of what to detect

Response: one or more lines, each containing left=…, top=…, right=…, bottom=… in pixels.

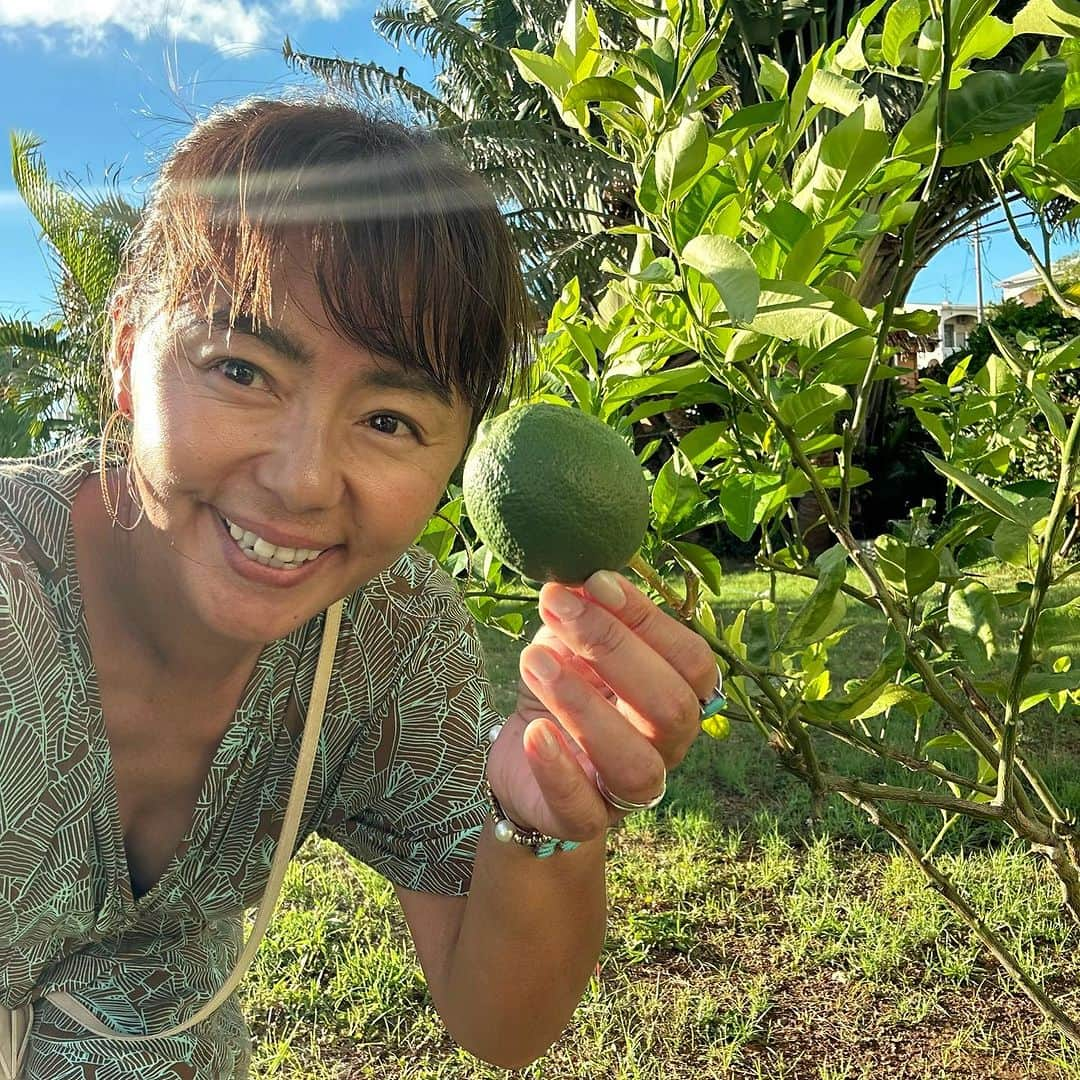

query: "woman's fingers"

left=519, top=717, right=609, bottom=839
left=519, top=642, right=669, bottom=816
left=525, top=622, right=616, bottom=701
left=535, top=572, right=718, bottom=762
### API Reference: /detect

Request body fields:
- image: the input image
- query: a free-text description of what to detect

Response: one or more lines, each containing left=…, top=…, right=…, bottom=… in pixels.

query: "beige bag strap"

left=43, top=599, right=345, bottom=1043
left=0, top=1005, right=32, bottom=1080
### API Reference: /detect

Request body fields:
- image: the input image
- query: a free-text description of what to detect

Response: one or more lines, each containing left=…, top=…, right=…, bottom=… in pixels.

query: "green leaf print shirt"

left=0, top=439, right=495, bottom=1079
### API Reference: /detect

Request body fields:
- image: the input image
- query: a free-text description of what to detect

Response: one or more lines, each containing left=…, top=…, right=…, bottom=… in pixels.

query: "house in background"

left=996, top=268, right=1044, bottom=305
left=901, top=302, right=980, bottom=370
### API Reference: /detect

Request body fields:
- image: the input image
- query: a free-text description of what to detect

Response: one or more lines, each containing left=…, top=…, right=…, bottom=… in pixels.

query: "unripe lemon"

left=462, top=403, right=650, bottom=584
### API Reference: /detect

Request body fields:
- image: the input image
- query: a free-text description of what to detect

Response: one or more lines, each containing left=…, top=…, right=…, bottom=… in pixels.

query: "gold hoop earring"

left=99, top=410, right=145, bottom=532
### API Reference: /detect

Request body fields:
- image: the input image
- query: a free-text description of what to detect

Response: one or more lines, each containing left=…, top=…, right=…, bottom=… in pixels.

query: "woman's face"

left=113, top=264, right=474, bottom=644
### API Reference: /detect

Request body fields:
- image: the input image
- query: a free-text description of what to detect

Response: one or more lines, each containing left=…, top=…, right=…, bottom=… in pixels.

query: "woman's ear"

left=108, top=301, right=135, bottom=419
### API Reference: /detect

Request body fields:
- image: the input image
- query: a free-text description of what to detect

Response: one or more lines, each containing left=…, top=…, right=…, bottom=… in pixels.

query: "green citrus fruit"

left=462, top=403, right=650, bottom=584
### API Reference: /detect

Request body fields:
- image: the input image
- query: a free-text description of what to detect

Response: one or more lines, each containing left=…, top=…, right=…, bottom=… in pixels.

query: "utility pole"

left=973, top=219, right=985, bottom=322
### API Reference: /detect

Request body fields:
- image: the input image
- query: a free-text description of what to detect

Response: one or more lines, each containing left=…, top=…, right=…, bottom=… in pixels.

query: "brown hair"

left=109, top=96, right=533, bottom=422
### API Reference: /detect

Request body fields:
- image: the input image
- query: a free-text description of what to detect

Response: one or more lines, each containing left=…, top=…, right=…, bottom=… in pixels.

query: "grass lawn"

left=243, top=568, right=1080, bottom=1079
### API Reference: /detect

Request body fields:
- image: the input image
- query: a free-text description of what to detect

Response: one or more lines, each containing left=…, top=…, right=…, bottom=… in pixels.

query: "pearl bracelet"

left=485, top=722, right=579, bottom=858
left=485, top=782, right=580, bottom=859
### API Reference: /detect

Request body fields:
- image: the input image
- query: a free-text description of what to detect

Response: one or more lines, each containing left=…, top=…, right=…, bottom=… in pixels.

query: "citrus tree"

left=423, top=0, right=1080, bottom=1043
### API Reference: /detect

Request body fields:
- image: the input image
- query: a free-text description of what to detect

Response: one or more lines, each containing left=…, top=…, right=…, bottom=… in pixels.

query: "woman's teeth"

left=224, top=518, right=325, bottom=570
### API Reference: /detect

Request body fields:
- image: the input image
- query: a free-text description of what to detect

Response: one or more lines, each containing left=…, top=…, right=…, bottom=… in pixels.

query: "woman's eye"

left=367, top=414, right=412, bottom=437
left=216, top=358, right=263, bottom=388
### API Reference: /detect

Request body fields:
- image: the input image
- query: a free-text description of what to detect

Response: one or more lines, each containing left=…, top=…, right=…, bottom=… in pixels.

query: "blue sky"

left=0, top=4, right=1074, bottom=321
left=0, top=0, right=434, bottom=320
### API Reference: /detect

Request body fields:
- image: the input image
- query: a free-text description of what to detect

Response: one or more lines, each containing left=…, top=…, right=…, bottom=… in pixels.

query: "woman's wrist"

left=485, top=781, right=580, bottom=858
left=485, top=717, right=582, bottom=858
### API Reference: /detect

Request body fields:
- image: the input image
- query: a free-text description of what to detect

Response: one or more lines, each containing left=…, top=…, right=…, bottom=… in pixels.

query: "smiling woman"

left=0, top=96, right=717, bottom=1080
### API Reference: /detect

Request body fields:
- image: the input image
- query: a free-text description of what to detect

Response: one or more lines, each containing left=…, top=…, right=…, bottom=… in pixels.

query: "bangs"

left=119, top=99, right=533, bottom=419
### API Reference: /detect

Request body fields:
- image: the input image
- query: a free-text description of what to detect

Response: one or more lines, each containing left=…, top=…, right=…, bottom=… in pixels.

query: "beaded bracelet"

left=485, top=781, right=581, bottom=859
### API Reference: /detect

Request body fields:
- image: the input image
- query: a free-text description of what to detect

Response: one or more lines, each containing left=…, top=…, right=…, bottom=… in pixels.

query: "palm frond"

left=374, top=2, right=515, bottom=108
left=10, top=132, right=129, bottom=322
left=286, top=0, right=629, bottom=315
left=284, top=44, right=464, bottom=126
left=0, top=317, right=69, bottom=360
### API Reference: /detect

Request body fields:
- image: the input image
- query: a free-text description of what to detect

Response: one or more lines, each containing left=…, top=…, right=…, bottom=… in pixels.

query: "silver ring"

left=595, top=768, right=667, bottom=813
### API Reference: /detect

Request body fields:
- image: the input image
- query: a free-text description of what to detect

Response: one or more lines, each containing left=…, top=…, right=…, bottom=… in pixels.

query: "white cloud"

left=0, top=0, right=359, bottom=54
left=285, top=0, right=353, bottom=16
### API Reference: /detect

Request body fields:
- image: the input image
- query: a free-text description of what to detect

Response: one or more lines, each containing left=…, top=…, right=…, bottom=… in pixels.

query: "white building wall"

left=902, top=303, right=981, bottom=369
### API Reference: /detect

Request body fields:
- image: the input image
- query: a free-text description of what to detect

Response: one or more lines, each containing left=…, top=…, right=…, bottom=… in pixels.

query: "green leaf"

left=785, top=465, right=869, bottom=499
left=803, top=628, right=906, bottom=723
left=1021, top=670, right=1080, bottom=710
left=927, top=456, right=1030, bottom=526
left=679, top=421, right=736, bottom=465
left=777, top=383, right=851, bottom=437
left=637, top=437, right=663, bottom=464
left=758, top=54, right=789, bottom=100
left=836, top=0, right=892, bottom=71
left=652, top=450, right=703, bottom=534
left=882, top=0, right=924, bottom=67
left=992, top=517, right=1039, bottom=571
left=955, top=15, right=1012, bottom=65
left=911, top=407, right=952, bottom=455
left=1044, top=333, right=1080, bottom=372
left=796, top=99, right=890, bottom=216
left=715, top=99, right=786, bottom=135
left=874, top=535, right=940, bottom=596
left=749, top=283, right=857, bottom=344
left=601, top=47, right=665, bottom=96
left=628, top=257, right=676, bottom=284
left=893, top=307, right=940, bottom=336
left=1035, top=597, right=1080, bottom=659
left=849, top=683, right=931, bottom=722
left=419, top=497, right=462, bottom=564
left=808, top=69, right=864, bottom=115
left=671, top=173, right=738, bottom=252
left=1029, top=376, right=1068, bottom=443
left=671, top=540, right=724, bottom=595
left=783, top=544, right=849, bottom=647
left=655, top=118, right=709, bottom=202
left=563, top=75, right=639, bottom=112
left=945, top=61, right=1067, bottom=143
left=681, top=235, right=761, bottom=324
left=1013, top=0, right=1080, bottom=37
left=757, top=201, right=812, bottom=252
left=558, top=365, right=596, bottom=411
left=781, top=224, right=827, bottom=284
left=555, top=0, right=599, bottom=76
left=602, top=362, right=711, bottom=414
left=917, top=20, right=943, bottom=82
left=948, top=581, right=1005, bottom=675
left=550, top=278, right=581, bottom=324
left=718, top=472, right=784, bottom=541
left=924, top=732, right=973, bottom=754
left=511, top=49, right=572, bottom=96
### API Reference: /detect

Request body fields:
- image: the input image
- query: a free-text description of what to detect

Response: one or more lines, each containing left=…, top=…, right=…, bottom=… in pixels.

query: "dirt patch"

left=734, top=972, right=1070, bottom=1079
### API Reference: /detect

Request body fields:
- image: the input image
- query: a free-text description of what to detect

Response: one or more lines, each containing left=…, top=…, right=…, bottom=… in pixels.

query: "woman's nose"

left=252, top=417, right=346, bottom=514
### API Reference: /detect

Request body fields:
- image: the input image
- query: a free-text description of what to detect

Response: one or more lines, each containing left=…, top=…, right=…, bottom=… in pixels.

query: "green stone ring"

left=699, top=667, right=726, bottom=720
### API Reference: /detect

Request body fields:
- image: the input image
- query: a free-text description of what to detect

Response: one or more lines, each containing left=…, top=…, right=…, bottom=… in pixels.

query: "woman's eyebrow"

left=195, top=307, right=454, bottom=407
left=205, top=309, right=313, bottom=365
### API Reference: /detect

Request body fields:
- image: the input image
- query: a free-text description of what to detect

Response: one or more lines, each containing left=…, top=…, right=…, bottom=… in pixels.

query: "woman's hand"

left=485, top=570, right=720, bottom=842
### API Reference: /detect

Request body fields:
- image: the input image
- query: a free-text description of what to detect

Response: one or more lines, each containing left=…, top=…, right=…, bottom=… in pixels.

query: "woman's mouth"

left=220, top=515, right=328, bottom=571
